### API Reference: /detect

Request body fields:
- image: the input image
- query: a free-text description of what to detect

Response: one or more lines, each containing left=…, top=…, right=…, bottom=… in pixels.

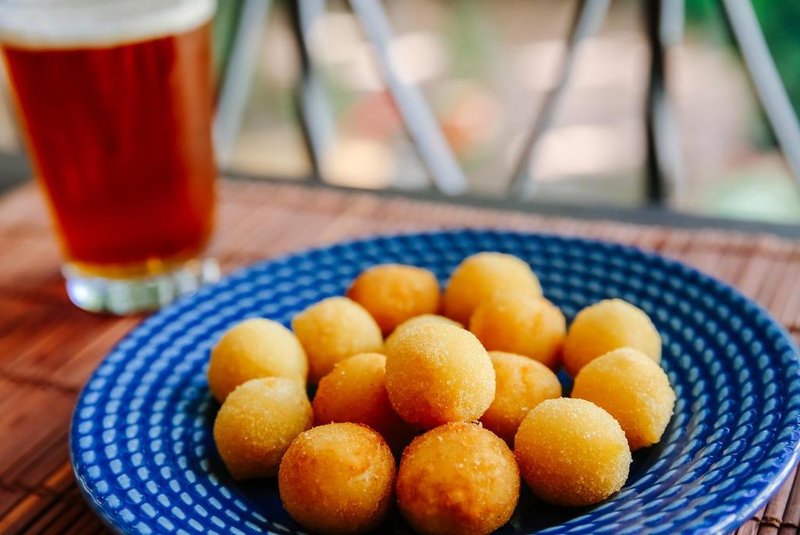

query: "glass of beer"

left=0, top=0, right=219, bottom=314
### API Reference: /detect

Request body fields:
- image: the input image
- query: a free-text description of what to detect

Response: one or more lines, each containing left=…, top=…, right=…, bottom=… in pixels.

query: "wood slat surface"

left=1, top=179, right=799, bottom=534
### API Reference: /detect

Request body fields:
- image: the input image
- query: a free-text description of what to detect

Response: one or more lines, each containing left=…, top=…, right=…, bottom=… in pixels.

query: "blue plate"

left=70, top=229, right=800, bottom=535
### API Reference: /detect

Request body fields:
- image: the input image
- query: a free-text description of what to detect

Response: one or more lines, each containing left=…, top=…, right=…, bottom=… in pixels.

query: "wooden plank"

left=0, top=491, right=63, bottom=534
left=0, top=380, right=75, bottom=486
left=0, top=300, right=135, bottom=391
left=0, top=488, right=25, bottom=518
left=0, top=297, right=47, bottom=337
left=37, top=461, right=77, bottom=495
left=22, top=492, right=85, bottom=535
left=713, top=248, right=757, bottom=288
left=0, top=183, right=51, bottom=236
left=736, top=519, right=760, bottom=535
left=748, top=503, right=770, bottom=533
left=682, top=233, right=742, bottom=279
left=2, top=431, right=69, bottom=492
left=759, top=466, right=797, bottom=535
left=771, top=246, right=800, bottom=330
left=0, top=233, right=64, bottom=302
left=778, top=458, right=800, bottom=534
left=51, top=317, right=139, bottom=389
left=736, top=246, right=787, bottom=302
left=59, top=505, right=110, bottom=535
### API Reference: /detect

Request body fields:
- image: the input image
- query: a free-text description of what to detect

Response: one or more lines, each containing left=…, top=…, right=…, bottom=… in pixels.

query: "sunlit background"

left=2, top=0, right=799, bottom=223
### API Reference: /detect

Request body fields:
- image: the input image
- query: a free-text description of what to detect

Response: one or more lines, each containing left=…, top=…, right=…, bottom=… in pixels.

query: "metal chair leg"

left=720, top=0, right=800, bottom=192
left=508, top=0, right=610, bottom=199
left=291, top=0, right=336, bottom=182
left=349, top=0, right=467, bottom=195
left=213, top=0, right=272, bottom=167
left=644, top=0, right=686, bottom=204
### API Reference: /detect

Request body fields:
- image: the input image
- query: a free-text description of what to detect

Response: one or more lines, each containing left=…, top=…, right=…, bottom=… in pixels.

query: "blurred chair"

left=213, top=0, right=800, bottom=205
left=2, top=0, right=799, bottom=206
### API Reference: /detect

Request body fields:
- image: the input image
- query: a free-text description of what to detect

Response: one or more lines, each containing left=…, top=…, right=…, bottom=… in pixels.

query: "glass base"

left=63, top=258, right=221, bottom=315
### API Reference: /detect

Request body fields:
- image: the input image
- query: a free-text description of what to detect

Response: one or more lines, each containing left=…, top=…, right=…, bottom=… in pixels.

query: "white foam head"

left=0, top=0, right=215, bottom=49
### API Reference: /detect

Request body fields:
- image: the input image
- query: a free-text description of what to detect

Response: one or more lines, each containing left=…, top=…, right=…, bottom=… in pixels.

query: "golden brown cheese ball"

left=347, top=264, right=441, bottom=335
left=480, top=351, right=561, bottom=444
left=207, top=318, right=308, bottom=403
left=278, top=423, right=396, bottom=534
left=312, top=352, right=416, bottom=452
left=469, top=295, right=566, bottom=369
left=292, top=297, right=383, bottom=384
left=385, top=314, right=463, bottom=347
left=563, top=298, right=661, bottom=376
left=396, top=422, right=519, bottom=535
left=384, top=322, right=495, bottom=429
left=514, top=398, right=631, bottom=506
left=443, top=252, right=542, bottom=325
left=213, top=378, right=312, bottom=480
left=572, top=348, right=675, bottom=450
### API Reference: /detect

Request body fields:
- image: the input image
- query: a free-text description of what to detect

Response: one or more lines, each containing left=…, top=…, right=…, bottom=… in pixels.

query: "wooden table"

left=1, top=179, right=799, bottom=534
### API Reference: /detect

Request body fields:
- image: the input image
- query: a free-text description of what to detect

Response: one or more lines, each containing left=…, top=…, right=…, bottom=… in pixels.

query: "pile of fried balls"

left=208, top=253, right=676, bottom=535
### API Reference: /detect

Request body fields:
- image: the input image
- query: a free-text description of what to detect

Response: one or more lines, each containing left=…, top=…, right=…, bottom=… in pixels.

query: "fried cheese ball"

left=443, top=252, right=542, bottom=325
left=384, top=314, right=462, bottom=346
left=347, top=264, right=441, bottom=335
left=514, top=398, right=631, bottom=506
left=278, top=423, right=396, bottom=534
left=292, top=297, right=383, bottom=384
left=396, top=422, right=519, bottom=535
left=213, top=378, right=312, bottom=480
left=469, top=295, right=566, bottom=369
left=312, top=352, right=415, bottom=452
left=563, top=298, right=661, bottom=376
left=207, top=318, right=308, bottom=403
left=572, top=348, right=675, bottom=450
left=480, top=351, right=562, bottom=444
left=384, top=322, right=495, bottom=429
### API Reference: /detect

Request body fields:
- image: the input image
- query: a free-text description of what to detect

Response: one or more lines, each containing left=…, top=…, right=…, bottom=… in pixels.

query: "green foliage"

left=686, top=0, right=800, bottom=115
left=212, top=0, right=243, bottom=81
left=751, top=1, right=800, bottom=114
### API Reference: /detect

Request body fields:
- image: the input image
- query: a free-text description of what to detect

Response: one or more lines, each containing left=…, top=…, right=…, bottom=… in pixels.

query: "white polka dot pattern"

left=70, top=230, right=800, bottom=534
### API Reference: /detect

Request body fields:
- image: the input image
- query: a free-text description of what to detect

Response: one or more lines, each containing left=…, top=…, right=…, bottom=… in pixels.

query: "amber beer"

left=0, top=0, right=217, bottom=312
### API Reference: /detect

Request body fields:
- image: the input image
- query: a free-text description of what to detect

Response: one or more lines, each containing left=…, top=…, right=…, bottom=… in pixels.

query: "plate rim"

left=69, top=227, right=800, bottom=535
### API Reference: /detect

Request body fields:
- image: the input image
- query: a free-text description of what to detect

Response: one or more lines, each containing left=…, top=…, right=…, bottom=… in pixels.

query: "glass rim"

left=0, top=0, right=215, bottom=49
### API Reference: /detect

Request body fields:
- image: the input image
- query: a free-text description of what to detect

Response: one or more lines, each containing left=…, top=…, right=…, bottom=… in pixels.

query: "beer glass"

left=0, top=0, right=219, bottom=314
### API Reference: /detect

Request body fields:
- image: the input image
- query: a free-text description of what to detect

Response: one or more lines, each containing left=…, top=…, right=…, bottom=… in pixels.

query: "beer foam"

left=0, top=0, right=215, bottom=49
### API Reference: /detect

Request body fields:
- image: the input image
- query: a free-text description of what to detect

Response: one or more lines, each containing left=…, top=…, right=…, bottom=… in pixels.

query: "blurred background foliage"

left=687, top=0, right=800, bottom=113
left=751, top=2, right=800, bottom=116
left=682, top=0, right=800, bottom=220
left=686, top=0, right=799, bottom=148
left=4, top=0, right=800, bottom=223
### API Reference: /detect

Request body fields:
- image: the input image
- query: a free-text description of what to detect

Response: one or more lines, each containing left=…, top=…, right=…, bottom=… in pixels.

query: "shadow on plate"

left=192, top=385, right=665, bottom=534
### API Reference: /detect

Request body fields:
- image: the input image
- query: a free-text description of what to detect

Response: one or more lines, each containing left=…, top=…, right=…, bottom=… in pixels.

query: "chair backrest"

left=213, top=0, right=800, bottom=206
